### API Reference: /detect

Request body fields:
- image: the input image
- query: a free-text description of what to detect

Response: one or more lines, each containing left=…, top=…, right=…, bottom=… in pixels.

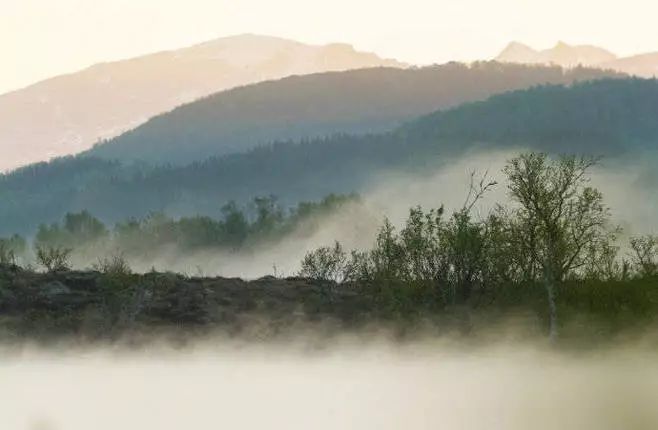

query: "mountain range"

left=5, top=36, right=658, bottom=175
left=496, top=41, right=658, bottom=78
left=3, top=35, right=658, bottom=237
left=0, top=34, right=404, bottom=172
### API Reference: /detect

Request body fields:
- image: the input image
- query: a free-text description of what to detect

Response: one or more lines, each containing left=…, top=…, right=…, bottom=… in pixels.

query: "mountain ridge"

left=495, top=40, right=658, bottom=78
left=496, top=41, right=617, bottom=66
left=0, top=34, right=405, bottom=172
left=84, top=62, right=621, bottom=166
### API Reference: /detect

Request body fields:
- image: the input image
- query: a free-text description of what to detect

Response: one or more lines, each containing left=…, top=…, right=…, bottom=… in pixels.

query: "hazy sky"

left=3, top=0, right=658, bottom=94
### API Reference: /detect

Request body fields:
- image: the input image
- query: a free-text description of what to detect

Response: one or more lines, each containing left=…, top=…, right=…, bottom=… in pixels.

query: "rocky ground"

left=0, top=264, right=382, bottom=343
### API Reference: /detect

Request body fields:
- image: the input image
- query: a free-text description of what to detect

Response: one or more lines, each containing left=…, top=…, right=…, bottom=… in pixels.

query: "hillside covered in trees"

left=1, top=78, right=658, bottom=236
left=86, top=62, right=620, bottom=165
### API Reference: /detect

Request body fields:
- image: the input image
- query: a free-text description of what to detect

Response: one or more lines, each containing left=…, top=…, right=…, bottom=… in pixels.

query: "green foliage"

left=22, top=194, right=359, bottom=266
left=299, top=241, right=348, bottom=283
left=110, top=194, right=355, bottom=255
left=308, top=174, right=499, bottom=305
left=298, top=153, right=654, bottom=338
left=251, top=196, right=284, bottom=237
left=0, top=235, right=27, bottom=265
left=397, top=206, right=447, bottom=286
left=64, top=211, right=108, bottom=242
left=36, top=246, right=72, bottom=272
left=0, top=244, right=15, bottom=266
left=368, top=219, right=407, bottom=284
left=35, top=210, right=108, bottom=250
left=629, top=235, right=658, bottom=277
left=220, top=202, right=249, bottom=247
left=310, top=204, right=495, bottom=304
left=503, top=153, right=618, bottom=339
left=93, top=253, right=132, bottom=276
left=583, top=240, right=626, bottom=281
left=504, top=153, right=616, bottom=282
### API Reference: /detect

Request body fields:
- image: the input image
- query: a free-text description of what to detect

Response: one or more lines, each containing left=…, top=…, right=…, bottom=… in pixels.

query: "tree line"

left=299, top=153, right=658, bottom=340
left=0, top=194, right=358, bottom=269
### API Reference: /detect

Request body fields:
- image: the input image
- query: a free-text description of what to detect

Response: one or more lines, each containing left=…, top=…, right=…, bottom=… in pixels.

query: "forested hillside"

left=405, top=77, right=658, bottom=154
left=86, top=62, right=620, bottom=165
left=2, top=78, right=657, bottom=236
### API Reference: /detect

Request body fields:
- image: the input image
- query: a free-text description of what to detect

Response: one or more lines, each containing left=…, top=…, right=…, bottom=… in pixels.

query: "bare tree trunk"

left=544, top=275, right=558, bottom=342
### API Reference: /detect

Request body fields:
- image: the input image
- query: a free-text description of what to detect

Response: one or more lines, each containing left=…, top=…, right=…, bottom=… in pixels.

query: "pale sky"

left=2, top=0, right=658, bottom=94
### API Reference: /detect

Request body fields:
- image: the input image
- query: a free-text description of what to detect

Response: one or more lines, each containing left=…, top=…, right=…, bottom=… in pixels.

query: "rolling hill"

left=0, top=34, right=404, bottom=172
left=85, top=62, right=620, bottom=165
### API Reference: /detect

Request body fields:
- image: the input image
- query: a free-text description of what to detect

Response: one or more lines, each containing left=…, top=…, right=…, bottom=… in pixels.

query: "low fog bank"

left=115, top=200, right=381, bottom=278
left=365, top=148, right=658, bottom=235
left=3, top=342, right=658, bottom=430
left=64, top=151, right=510, bottom=277
left=113, top=149, right=658, bottom=278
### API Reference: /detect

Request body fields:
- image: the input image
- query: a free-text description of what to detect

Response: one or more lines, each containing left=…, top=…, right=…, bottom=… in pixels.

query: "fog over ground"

left=111, top=150, right=658, bottom=278
left=3, top=341, right=658, bottom=430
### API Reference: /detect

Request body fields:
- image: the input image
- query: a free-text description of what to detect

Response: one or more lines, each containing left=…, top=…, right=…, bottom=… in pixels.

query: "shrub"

left=0, top=242, right=16, bottom=266
left=36, top=246, right=72, bottom=272
left=93, top=253, right=132, bottom=276
left=299, top=241, right=348, bottom=282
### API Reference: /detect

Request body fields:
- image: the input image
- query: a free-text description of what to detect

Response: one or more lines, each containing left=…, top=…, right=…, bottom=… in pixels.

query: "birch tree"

left=504, top=153, right=613, bottom=341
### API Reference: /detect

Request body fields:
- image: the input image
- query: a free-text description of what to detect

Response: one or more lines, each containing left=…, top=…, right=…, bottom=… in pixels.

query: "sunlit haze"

left=4, top=1, right=658, bottom=428
left=3, top=0, right=658, bottom=94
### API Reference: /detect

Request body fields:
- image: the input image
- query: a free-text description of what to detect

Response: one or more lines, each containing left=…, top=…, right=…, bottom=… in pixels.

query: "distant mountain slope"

left=0, top=34, right=404, bottom=172
left=602, top=53, right=658, bottom=78
left=496, top=41, right=617, bottom=67
left=2, top=77, right=657, bottom=236
left=86, top=62, right=620, bottom=165
left=496, top=41, right=658, bottom=78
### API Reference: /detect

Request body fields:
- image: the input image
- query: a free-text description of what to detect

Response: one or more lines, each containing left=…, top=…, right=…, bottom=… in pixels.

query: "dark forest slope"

left=86, top=62, right=619, bottom=165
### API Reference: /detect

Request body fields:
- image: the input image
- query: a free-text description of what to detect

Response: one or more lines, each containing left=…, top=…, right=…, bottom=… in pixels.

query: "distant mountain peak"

left=497, top=41, right=658, bottom=78
left=195, top=33, right=304, bottom=48
left=504, top=41, right=536, bottom=51
left=496, top=40, right=617, bottom=67
left=496, top=42, right=540, bottom=63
